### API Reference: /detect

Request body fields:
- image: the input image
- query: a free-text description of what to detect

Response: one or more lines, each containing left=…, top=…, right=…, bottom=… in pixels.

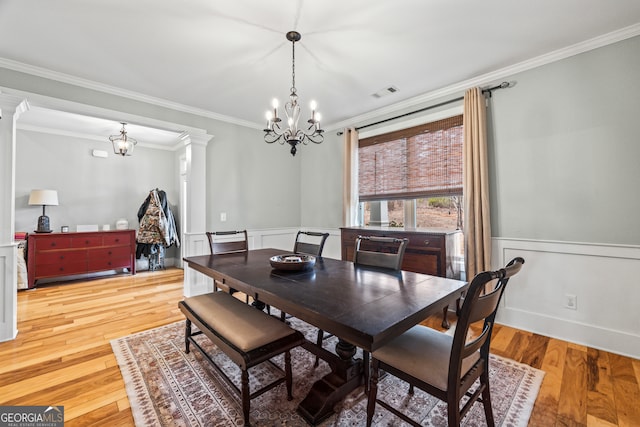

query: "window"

left=358, top=115, right=463, bottom=229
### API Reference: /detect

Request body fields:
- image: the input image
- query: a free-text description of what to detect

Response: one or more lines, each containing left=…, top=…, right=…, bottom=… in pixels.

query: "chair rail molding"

left=493, top=237, right=640, bottom=359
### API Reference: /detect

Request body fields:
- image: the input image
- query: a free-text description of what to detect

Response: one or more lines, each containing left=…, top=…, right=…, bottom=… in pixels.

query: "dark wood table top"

left=184, top=248, right=467, bottom=352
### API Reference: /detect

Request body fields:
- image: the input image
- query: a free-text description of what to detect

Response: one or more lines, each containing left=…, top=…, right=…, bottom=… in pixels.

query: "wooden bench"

left=179, top=292, right=305, bottom=426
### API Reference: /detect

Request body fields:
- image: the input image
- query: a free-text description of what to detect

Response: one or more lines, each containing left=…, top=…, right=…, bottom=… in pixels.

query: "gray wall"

left=15, top=130, right=178, bottom=240
left=205, top=124, right=302, bottom=231
left=488, top=35, right=640, bottom=245
left=300, top=131, right=344, bottom=228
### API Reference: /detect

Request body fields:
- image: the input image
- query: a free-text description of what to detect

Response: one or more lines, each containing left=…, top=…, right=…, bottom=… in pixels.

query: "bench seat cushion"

left=183, top=292, right=295, bottom=352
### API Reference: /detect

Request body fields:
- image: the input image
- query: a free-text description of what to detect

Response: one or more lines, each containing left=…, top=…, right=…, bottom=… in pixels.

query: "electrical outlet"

left=564, top=294, right=577, bottom=310
left=220, top=212, right=227, bottom=222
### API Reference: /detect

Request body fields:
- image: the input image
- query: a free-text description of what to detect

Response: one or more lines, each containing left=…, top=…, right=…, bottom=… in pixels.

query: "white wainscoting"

left=0, top=243, right=18, bottom=342
left=182, top=227, right=342, bottom=297
left=493, top=237, right=640, bottom=359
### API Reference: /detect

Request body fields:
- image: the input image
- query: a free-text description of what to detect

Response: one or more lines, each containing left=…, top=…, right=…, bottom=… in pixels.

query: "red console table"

left=26, top=230, right=136, bottom=288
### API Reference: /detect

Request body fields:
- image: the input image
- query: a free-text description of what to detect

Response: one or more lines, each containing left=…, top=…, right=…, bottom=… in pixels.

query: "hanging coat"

left=136, top=189, right=180, bottom=258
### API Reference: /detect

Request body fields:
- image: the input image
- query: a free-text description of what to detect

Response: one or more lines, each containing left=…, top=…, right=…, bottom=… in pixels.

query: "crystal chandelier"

left=109, top=122, right=137, bottom=156
left=264, top=31, right=324, bottom=156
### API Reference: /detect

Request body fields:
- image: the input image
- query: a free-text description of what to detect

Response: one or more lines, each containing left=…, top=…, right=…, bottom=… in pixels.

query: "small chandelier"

left=264, top=31, right=324, bottom=156
left=109, top=122, right=137, bottom=156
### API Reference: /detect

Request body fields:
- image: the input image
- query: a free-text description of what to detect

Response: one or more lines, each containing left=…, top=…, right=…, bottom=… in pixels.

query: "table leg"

left=297, top=338, right=363, bottom=425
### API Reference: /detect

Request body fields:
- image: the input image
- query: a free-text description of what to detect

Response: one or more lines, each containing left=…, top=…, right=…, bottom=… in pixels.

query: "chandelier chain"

left=291, top=38, right=296, bottom=94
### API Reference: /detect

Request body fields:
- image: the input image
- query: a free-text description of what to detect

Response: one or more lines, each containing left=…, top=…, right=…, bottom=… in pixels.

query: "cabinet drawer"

left=88, top=256, right=131, bottom=271
left=36, top=237, right=72, bottom=250
left=37, top=249, right=87, bottom=265
left=88, top=246, right=132, bottom=259
left=103, top=233, right=131, bottom=246
left=403, top=234, right=444, bottom=249
left=36, top=261, right=87, bottom=278
left=72, top=236, right=103, bottom=248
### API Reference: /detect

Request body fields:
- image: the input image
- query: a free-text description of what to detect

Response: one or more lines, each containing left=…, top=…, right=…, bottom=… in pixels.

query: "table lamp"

left=28, top=189, right=59, bottom=233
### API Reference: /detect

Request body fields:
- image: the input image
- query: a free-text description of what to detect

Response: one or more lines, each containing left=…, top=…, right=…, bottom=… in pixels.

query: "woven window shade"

left=359, top=115, right=463, bottom=201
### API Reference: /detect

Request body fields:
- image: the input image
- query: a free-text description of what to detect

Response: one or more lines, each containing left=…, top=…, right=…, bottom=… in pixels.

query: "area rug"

left=111, top=316, right=544, bottom=426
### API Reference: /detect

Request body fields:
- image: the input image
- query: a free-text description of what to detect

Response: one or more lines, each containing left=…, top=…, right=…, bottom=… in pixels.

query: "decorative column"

left=0, top=93, right=28, bottom=342
left=179, top=131, right=212, bottom=297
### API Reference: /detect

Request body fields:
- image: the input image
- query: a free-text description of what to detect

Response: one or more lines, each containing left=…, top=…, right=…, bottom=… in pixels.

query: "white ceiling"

left=1, top=0, right=640, bottom=145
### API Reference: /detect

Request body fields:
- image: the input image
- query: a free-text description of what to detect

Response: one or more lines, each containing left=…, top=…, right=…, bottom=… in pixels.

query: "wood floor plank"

left=587, top=348, right=618, bottom=425
left=558, top=347, right=588, bottom=425
left=64, top=402, right=130, bottom=427
left=609, top=353, right=640, bottom=427
left=633, top=358, right=640, bottom=385
left=486, top=321, right=516, bottom=357
left=529, top=337, right=567, bottom=426
left=520, top=333, right=549, bottom=369
left=586, top=414, right=619, bottom=427
left=502, top=329, right=531, bottom=362
left=0, top=354, right=114, bottom=402
left=587, top=348, right=618, bottom=424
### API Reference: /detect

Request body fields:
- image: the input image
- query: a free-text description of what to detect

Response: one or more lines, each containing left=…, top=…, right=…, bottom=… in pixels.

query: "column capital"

left=0, top=92, right=29, bottom=120
left=179, top=130, right=213, bottom=147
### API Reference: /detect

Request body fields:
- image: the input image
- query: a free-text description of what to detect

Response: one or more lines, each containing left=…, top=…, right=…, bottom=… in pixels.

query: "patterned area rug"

left=111, top=316, right=544, bottom=426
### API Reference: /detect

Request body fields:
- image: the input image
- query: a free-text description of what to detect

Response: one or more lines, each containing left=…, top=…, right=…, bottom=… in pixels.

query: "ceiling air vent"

left=372, top=86, right=399, bottom=98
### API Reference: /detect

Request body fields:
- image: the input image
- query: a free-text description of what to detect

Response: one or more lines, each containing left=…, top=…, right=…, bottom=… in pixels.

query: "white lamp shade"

left=28, top=189, right=59, bottom=206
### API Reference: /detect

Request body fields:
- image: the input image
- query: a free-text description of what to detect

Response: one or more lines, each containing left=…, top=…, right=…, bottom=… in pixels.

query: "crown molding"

left=0, top=57, right=262, bottom=130
left=16, top=123, right=187, bottom=151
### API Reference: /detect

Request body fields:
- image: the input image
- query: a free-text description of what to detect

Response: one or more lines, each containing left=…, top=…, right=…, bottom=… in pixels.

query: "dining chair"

left=293, top=230, right=330, bottom=257
left=315, top=235, right=408, bottom=375
left=353, top=235, right=408, bottom=270
left=279, top=231, right=330, bottom=324
left=205, top=230, right=251, bottom=303
left=366, top=257, right=525, bottom=427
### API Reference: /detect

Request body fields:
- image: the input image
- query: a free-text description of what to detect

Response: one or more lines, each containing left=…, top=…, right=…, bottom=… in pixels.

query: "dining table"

left=183, top=248, right=468, bottom=425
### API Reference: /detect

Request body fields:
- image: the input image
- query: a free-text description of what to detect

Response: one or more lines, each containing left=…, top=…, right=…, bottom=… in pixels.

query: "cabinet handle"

left=108, top=251, right=112, bottom=255
left=85, top=240, right=90, bottom=244
left=424, top=240, right=430, bottom=245
left=115, top=239, right=120, bottom=242
left=59, top=255, right=64, bottom=260
left=51, top=242, right=56, bottom=247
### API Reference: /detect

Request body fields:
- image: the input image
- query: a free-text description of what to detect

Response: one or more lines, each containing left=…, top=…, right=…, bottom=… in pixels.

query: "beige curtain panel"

left=463, top=87, right=492, bottom=279
left=343, top=128, right=359, bottom=226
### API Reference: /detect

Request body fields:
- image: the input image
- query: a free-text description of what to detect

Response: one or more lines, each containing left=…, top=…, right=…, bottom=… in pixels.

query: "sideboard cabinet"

left=340, top=227, right=462, bottom=279
left=26, top=230, right=136, bottom=288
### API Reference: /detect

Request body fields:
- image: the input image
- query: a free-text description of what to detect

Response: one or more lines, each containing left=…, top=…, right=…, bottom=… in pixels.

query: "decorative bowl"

left=269, top=254, right=316, bottom=271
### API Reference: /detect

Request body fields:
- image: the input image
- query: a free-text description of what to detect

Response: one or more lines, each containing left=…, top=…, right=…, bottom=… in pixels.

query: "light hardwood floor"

left=1, top=269, right=638, bottom=426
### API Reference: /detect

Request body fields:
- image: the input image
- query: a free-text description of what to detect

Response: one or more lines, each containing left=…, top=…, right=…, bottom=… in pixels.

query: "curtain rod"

left=341, top=81, right=511, bottom=134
